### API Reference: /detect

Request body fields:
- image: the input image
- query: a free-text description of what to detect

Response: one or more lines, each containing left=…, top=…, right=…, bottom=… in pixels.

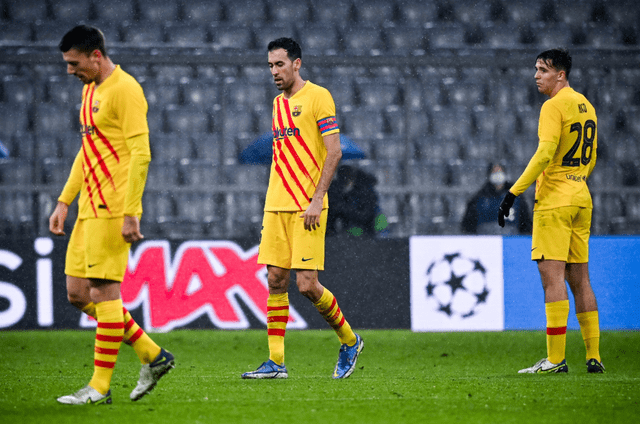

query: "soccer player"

left=498, top=49, right=604, bottom=374
left=241, top=38, right=364, bottom=379
left=49, top=25, right=175, bottom=404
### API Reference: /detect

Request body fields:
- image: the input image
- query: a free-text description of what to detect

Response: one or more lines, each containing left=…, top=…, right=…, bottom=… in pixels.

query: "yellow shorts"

left=258, top=210, right=327, bottom=270
left=531, top=206, right=591, bottom=263
left=65, top=217, right=131, bottom=281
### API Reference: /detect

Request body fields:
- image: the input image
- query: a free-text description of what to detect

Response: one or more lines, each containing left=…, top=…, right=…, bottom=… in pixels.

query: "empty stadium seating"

left=1, top=0, right=639, bottom=239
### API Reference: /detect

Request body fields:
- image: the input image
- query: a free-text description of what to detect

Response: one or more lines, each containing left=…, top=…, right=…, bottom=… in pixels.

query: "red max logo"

left=119, top=240, right=307, bottom=331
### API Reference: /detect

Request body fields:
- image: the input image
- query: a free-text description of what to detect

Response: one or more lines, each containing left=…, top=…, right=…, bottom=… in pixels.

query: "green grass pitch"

left=1, top=330, right=638, bottom=423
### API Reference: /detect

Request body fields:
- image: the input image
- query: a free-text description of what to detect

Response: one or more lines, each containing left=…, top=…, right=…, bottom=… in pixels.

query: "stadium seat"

left=474, top=107, right=515, bottom=139
left=0, top=160, right=34, bottom=185
left=318, top=80, right=355, bottom=109
left=181, top=80, right=221, bottom=107
left=339, top=107, right=384, bottom=139
left=255, top=24, right=298, bottom=53
left=34, top=134, right=62, bottom=161
left=152, top=133, right=194, bottom=161
left=430, top=106, right=472, bottom=140
left=226, top=191, right=264, bottom=238
left=0, top=104, right=29, bottom=137
left=397, top=1, right=437, bottom=26
left=377, top=193, right=404, bottom=236
left=40, top=158, right=73, bottom=185
left=34, top=103, right=75, bottom=134
left=58, top=132, right=82, bottom=159
left=33, top=22, right=72, bottom=43
left=405, top=110, right=431, bottom=140
left=94, top=0, right=137, bottom=22
left=556, top=1, right=591, bottom=26
left=222, top=106, right=256, bottom=136
left=415, top=135, right=462, bottom=162
left=584, top=26, right=621, bottom=48
left=151, top=65, right=195, bottom=81
left=352, top=0, right=395, bottom=25
left=210, top=24, right=254, bottom=50
left=177, top=159, right=219, bottom=186
left=444, top=81, right=487, bottom=107
left=225, top=80, right=270, bottom=107
left=356, top=79, right=402, bottom=109
left=229, top=164, right=269, bottom=187
left=146, top=109, right=165, bottom=134
left=341, top=26, right=384, bottom=55
left=5, top=0, right=48, bottom=22
left=480, top=23, right=522, bottom=48
left=374, top=136, right=409, bottom=162
left=192, top=133, right=222, bottom=162
left=384, top=27, right=428, bottom=54
left=269, top=1, right=311, bottom=22
left=254, top=104, right=272, bottom=135
left=165, top=105, right=211, bottom=134
left=183, top=0, right=224, bottom=23
left=2, top=76, right=36, bottom=104
left=507, top=137, right=538, bottom=163
left=310, top=0, right=354, bottom=26
left=425, top=23, right=466, bottom=49
left=507, top=0, right=541, bottom=24
left=8, top=132, right=35, bottom=160
left=533, top=23, right=572, bottom=49
left=298, top=22, right=340, bottom=55
left=138, top=0, right=181, bottom=23
left=359, top=159, right=403, bottom=188
left=384, top=106, right=406, bottom=137
left=405, top=160, right=449, bottom=187
left=146, top=161, right=179, bottom=189
left=121, top=22, right=165, bottom=44
left=164, top=23, right=209, bottom=46
left=50, top=0, right=91, bottom=21
left=455, top=0, right=491, bottom=24
left=141, top=80, right=181, bottom=107
left=0, top=23, right=33, bottom=43
left=223, top=0, right=267, bottom=24
left=46, top=75, right=83, bottom=104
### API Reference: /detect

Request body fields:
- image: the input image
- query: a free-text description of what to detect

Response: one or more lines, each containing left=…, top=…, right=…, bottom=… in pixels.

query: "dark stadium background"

left=1, top=0, right=639, bottom=241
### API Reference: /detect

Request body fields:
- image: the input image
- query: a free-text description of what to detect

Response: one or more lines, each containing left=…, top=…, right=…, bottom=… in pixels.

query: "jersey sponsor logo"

left=565, top=174, right=587, bottom=182
left=292, top=105, right=302, bottom=117
left=273, top=127, right=301, bottom=140
left=81, top=125, right=96, bottom=136
left=120, top=240, right=308, bottom=331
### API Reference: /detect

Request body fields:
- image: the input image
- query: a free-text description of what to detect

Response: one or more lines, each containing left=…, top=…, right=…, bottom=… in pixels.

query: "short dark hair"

left=536, top=48, right=572, bottom=79
left=267, top=37, right=302, bottom=61
left=59, top=25, right=107, bottom=56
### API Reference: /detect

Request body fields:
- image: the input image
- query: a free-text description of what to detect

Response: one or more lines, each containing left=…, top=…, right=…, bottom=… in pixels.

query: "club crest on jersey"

left=92, top=100, right=100, bottom=113
left=292, top=105, right=302, bottom=117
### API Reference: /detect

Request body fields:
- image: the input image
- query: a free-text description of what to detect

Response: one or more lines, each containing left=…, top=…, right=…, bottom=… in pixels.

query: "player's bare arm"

left=122, top=215, right=144, bottom=243
left=49, top=201, right=69, bottom=236
left=301, top=132, right=342, bottom=231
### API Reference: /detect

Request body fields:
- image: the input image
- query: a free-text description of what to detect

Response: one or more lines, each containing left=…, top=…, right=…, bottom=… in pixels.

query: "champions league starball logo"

left=424, top=253, right=490, bottom=319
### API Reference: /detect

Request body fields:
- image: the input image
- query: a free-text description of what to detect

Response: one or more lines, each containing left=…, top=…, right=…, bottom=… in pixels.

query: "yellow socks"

left=82, top=302, right=161, bottom=364
left=267, top=293, right=289, bottom=365
left=314, top=288, right=357, bottom=346
left=545, top=300, right=570, bottom=365
left=577, top=310, right=601, bottom=362
left=89, top=299, right=124, bottom=395
left=123, top=307, right=161, bottom=364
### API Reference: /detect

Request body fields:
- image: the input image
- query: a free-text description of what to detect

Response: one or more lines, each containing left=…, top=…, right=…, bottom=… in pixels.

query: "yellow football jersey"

left=512, top=87, right=597, bottom=211
left=61, top=65, right=150, bottom=219
left=264, top=81, right=340, bottom=212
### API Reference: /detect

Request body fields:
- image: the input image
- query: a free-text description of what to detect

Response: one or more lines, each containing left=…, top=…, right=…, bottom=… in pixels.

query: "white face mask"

left=489, top=171, right=506, bottom=186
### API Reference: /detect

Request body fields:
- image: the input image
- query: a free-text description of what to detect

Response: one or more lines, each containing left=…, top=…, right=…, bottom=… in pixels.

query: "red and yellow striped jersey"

left=60, top=65, right=150, bottom=219
left=264, top=81, right=339, bottom=211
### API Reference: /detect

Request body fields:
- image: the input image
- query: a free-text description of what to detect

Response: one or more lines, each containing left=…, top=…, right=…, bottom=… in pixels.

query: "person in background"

left=327, top=164, right=381, bottom=237
left=461, top=163, right=532, bottom=235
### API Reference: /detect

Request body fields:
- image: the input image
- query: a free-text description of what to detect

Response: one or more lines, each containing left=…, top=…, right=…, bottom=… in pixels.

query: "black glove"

left=498, top=192, right=516, bottom=227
